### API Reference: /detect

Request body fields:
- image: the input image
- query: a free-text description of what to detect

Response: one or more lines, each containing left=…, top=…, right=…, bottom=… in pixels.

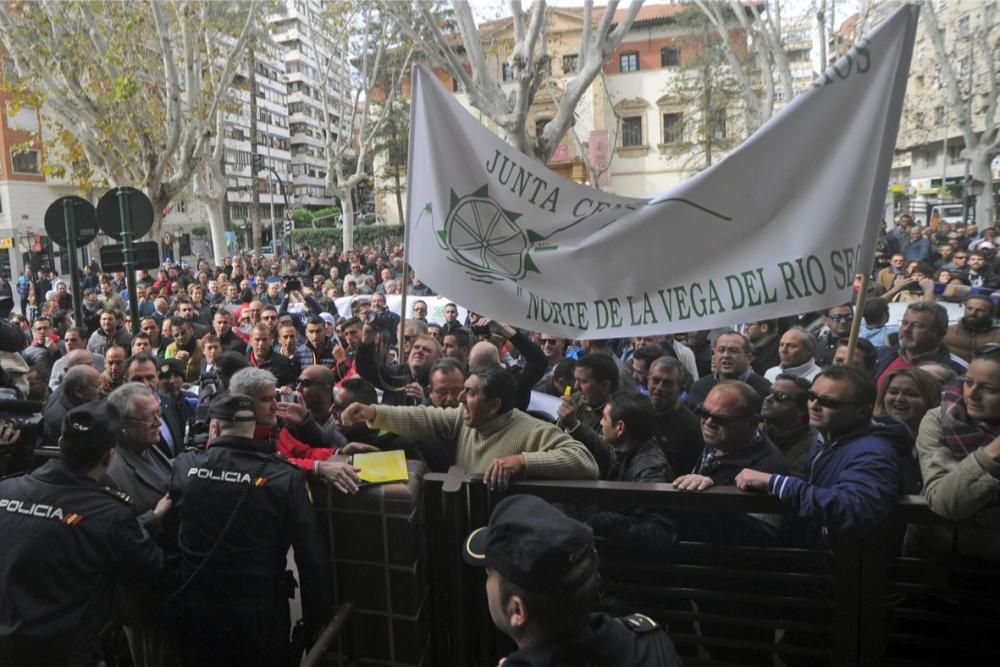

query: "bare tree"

left=0, top=1, right=257, bottom=239
left=693, top=0, right=794, bottom=134
left=318, top=0, right=412, bottom=251
left=390, top=0, right=643, bottom=163
left=923, top=1, right=999, bottom=229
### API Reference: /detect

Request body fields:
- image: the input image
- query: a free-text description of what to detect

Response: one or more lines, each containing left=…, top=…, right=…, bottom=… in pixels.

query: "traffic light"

left=251, top=154, right=264, bottom=173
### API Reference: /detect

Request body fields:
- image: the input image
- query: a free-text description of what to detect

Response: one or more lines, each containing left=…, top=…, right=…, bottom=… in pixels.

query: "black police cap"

left=207, top=393, right=257, bottom=422
left=62, top=399, right=123, bottom=441
left=463, top=495, right=598, bottom=593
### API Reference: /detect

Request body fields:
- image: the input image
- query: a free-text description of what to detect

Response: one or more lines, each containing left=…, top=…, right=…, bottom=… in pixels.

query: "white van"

left=931, top=203, right=965, bottom=225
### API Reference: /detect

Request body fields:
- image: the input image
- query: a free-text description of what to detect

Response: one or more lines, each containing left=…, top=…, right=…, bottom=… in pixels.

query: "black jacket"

left=168, top=435, right=330, bottom=627
left=0, top=460, right=163, bottom=666
left=503, top=612, right=683, bottom=667
left=154, top=392, right=186, bottom=459
left=693, top=432, right=789, bottom=487
left=652, top=404, right=704, bottom=476
left=253, top=350, right=300, bottom=388
left=509, top=331, right=548, bottom=411
left=354, top=341, right=424, bottom=406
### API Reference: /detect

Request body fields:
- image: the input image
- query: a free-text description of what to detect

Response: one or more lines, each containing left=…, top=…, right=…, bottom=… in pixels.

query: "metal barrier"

left=300, top=602, right=355, bottom=667
left=423, top=467, right=1000, bottom=667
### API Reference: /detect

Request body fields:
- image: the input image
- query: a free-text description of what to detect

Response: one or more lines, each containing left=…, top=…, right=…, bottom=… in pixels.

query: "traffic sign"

left=96, top=187, right=154, bottom=240
left=99, top=242, right=161, bottom=272
left=284, top=218, right=293, bottom=234
left=44, top=196, right=98, bottom=248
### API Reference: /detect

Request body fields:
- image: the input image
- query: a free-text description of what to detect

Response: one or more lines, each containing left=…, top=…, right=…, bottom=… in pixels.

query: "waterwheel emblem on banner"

left=433, top=185, right=541, bottom=284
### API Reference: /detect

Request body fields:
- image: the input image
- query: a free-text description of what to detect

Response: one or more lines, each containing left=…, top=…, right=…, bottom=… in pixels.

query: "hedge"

left=290, top=225, right=404, bottom=249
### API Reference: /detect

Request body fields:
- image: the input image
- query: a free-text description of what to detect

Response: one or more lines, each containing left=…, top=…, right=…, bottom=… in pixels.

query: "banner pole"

left=398, top=63, right=418, bottom=365
left=845, top=273, right=870, bottom=365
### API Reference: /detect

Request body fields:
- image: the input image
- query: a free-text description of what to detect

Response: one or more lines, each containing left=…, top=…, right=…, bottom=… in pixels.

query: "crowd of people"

left=1, top=221, right=999, bottom=665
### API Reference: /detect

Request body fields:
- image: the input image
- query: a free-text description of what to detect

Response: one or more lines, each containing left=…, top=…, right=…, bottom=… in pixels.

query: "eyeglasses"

left=694, top=403, right=752, bottom=426
left=431, top=387, right=463, bottom=398
left=828, top=314, right=854, bottom=323
left=807, top=391, right=857, bottom=409
left=126, top=413, right=162, bottom=426
left=767, top=390, right=803, bottom=404
left=296, top=378, right=332, bottom=389
left=541, top=338, right=561, bottom=346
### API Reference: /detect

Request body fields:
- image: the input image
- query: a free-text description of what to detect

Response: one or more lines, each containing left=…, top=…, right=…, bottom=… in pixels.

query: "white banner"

left=405, top=6, right=919, bottom=339
left=332, top=295, right=469, bottom=325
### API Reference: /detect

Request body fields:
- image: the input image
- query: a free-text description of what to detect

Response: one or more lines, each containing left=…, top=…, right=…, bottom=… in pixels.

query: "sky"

left=472, top=0, right=866, bottom=27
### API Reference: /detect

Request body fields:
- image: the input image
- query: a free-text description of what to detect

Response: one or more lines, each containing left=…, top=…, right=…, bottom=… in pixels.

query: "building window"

left=11, top=149, right=39, bottom=174
left=562, top=54, right=578, bottom=74
left=934, top=105, right=945, bottom=125
left=660, top=47, right=680, bottom=68
left=622, top=116, right=643, bottom=147
left=710, top=108, right=727, bottom=141
left=535, top=118, right=550, bottom=137
left=960, top=55, right=971, bottom=80
left=662, top=112, right=683, bottom=144
left=502, top=62, right=513, bottom=81
left=957, top=15, right=970, bottom=38
left=620, top=51, right=639, bottom=73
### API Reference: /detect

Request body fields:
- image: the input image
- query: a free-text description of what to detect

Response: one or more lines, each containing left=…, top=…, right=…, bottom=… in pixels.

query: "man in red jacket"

left=227, top=367, right=373, bottom=494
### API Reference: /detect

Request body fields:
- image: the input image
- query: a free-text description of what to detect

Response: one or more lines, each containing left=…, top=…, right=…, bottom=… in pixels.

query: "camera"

left=0, top=393, right=43, bottom=475
left=184, top=379, right=222, bottom=450
left=285, top=277, right=302, bottom=293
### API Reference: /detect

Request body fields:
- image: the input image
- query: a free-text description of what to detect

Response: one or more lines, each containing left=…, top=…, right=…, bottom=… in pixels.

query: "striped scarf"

left=939, top=381, right=1000, bottom=460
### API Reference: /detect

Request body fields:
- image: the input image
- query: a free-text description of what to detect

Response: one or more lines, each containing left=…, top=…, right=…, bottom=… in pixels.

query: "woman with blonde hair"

left=875, top=367, right=943, bottom=434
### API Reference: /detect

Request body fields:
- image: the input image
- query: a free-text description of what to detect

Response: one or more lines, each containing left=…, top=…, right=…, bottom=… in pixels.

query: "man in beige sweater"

left=340, top=366, right=598, bottom=490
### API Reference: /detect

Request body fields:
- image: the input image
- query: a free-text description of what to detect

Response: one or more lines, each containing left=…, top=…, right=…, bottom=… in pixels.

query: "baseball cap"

left=319, top=312, right=337, bottom=325
left=63, top=400, right=122, bottom=442
left=978, top=241, right=995, bottom=250
left=463, top=495, right=598, bottom=593
left=207, top=393, right=257, bottom=422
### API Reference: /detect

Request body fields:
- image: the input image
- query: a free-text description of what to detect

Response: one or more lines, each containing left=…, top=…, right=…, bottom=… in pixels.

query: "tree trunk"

left=248, top=40, right=262, bottom=258
left=393, top=164, right=404, bottom=226
left=206, top=197, right=228, bottom=266
left=969, top=149, right=996, bottom=230
left=342, top=189, right=356, bottom=251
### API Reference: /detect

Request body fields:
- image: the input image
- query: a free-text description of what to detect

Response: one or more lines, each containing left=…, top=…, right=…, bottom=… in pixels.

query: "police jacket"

left=169, top=435, right=331, bottom=625
left=0, top=459, right=163, bottom=666
left=503, top=612, right=683, bottom=667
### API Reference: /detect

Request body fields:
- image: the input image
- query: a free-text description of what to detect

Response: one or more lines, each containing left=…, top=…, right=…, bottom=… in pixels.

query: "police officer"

left=0, top=400, right=165, bottom=667
left=463, top=495, right=682, bottom=666
left=169, top=393, right=331, bottom=666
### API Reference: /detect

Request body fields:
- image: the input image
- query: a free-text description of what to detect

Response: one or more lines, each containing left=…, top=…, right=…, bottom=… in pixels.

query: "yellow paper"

left=353, top=450, right=409, bottom=485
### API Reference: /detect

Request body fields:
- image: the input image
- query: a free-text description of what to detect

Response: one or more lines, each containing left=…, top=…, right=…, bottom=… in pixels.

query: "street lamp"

left=963, top=177, right=986, bottom=227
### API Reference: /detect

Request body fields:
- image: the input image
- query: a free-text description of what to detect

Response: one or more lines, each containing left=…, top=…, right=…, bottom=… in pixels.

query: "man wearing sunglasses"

left=674, top=382, right=788, bottom=543
left=736, top=365, right=909, bottom=545
left=761, top=375, right=816, bottom=479
left=815, top=304, right=855, bottom=367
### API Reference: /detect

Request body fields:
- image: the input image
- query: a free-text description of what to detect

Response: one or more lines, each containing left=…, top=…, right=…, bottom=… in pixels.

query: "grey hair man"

left=105, top=382, right=175, bottom=665
left=764, top=328, right=821, bottom=383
